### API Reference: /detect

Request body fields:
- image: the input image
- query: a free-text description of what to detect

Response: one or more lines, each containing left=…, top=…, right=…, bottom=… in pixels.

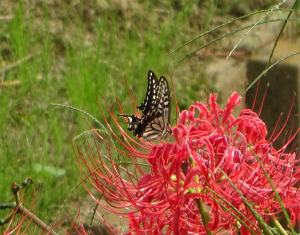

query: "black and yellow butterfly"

left=119, top=70, right=171, bottom=141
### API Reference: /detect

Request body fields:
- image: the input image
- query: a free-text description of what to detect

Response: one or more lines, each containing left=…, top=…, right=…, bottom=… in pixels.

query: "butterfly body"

left=119, top=70, right=171, bottom=141
left=118, top=114, right=147, bottom=137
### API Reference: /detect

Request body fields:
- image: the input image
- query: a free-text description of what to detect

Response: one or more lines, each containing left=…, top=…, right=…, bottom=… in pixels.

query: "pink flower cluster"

left=77, top=92, right=300, bottom=234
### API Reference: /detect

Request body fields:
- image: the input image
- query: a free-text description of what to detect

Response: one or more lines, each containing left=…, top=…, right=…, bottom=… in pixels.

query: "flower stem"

left=270, top=216, right=288, bottom=235
left=196, top=198, right=214, bottom=235
left=190, top=156, right=214, bottom=235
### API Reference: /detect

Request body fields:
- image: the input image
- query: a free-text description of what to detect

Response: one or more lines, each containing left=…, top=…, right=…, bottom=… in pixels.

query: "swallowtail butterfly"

left=119, top=70, right=171, bottom=141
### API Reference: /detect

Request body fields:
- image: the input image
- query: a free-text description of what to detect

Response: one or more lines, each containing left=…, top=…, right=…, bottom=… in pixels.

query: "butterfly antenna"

left=123, top=73, right=141, bottom=117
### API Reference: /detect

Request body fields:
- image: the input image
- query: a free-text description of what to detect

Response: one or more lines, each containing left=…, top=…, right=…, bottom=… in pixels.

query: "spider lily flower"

left=76, top=92, right=300, bottom=234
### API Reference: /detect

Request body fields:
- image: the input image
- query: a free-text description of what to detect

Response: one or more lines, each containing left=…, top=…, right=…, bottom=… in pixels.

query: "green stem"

left=270, top=216, right=288, bottom=235
left=189, top=156, right=214, bottom=234
left=196, top=198, right=214, bottom=235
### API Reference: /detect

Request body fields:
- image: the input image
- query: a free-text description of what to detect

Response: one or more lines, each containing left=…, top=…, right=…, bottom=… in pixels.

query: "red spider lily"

left=75, top=92, right=300, bottom=234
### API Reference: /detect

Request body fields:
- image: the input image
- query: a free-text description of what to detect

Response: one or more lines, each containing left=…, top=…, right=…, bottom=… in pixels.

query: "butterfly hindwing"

left=142, top=112, right=169, bottom=141
left=158, top=76, right=171, bottom=125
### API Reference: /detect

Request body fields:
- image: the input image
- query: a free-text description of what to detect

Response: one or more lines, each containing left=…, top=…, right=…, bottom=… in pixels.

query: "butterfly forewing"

left=137, top=70, right=159, bottom=115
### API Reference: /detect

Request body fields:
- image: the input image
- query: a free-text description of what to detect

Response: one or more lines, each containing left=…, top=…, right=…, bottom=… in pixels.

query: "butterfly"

left=118, top=70, right=171, bottom=141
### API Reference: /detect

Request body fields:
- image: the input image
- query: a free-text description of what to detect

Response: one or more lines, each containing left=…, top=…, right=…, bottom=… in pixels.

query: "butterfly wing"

left=119, top=71, right=171, bottom=142
left=142, top=76, right=171, bottom=141
left=157, top=76, right=171, bottom=127
left=137, top=70, right=159, bottom=115
left=142, top=112, right=169, bottom=141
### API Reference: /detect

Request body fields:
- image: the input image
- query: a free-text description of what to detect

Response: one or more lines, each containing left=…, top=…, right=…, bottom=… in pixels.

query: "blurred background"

left=0, top=0, right=299, bottom=233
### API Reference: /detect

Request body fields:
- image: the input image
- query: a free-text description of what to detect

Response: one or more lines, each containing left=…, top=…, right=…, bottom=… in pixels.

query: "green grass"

left=0, top=1, right=210, bottom=231
left=0, top=0, right=281, bottom=233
